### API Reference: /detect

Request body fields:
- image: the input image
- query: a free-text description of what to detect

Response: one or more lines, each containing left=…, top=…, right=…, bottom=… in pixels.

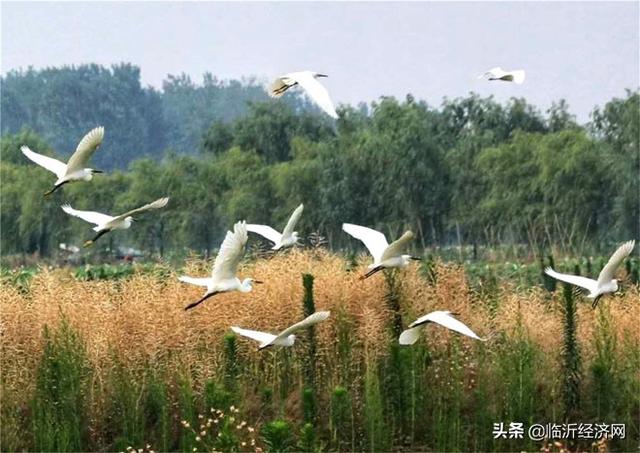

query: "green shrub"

left=32, top=319, right=91, bottom=452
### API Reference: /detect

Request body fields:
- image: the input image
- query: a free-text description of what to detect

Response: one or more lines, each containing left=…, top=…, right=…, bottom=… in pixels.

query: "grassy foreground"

left=1, top=250, right=638, bottom=452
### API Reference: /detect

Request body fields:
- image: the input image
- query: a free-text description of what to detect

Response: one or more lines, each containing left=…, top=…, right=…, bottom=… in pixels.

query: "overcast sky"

left=2, top=1, right=638, bottom=122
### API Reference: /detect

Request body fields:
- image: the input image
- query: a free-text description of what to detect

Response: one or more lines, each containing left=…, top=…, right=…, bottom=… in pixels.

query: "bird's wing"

left=231, top=326, right=277, bottom=345
left=342, top=223, right=389, bottom=262
left=510, top=70, right=526, bottom=84
left=178, top=276, right=212, bottom=287
left=61, top=204, right=113, bottom=226
left=544, top=267, right=598, bottom=293
left=381, top=230, right=415, bottom=262
left=409, top=311, right=485, bottom=341
left=267, top=77, right=294, bottom=98
left=65, top=127, right=104, bottom=173
left=275, top=311, right=330, bottom=341
left=281, top=203, right=304, bottom=239
left=212, top=221, right=248, bottom=281
left=246, top=224, right=282, bottom=244
left=20, top=146, right=67, bottom=178
left=291, top=72, right=338, bottom=119
left=112, top=197, right=169, bottom=222
left=597, top=240, right=635, bottom=286
left=399, top=327, right=422, bottom=345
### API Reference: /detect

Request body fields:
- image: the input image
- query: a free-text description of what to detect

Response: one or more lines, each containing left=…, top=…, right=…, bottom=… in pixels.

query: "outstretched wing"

left=342, top=223, right=389, bottom=262
left=112, top=197, right=169, bottom=222
left=598, top=240, right=635, bottom=285
left=409, top=311, right=485, bottom=341
left=212, top=221, right=248, bottom=281
left=381, top=230, right=415, bottom=262
left=178, top=276, right=212, bottom=288
left=21, top=146, right=67, bottom=178
left=246, top=224, right=282, bottom=245
left=290, top=72, right=338, bottom=119
left=61, top=204, right=114, bottom=226
left=65, top=127, right=104, bottom=173
left=545, top=267, right=598, bottom=293
left=281, top=203, right=304, bottom=239
left=275, top=311, right=330, bottom=341
left=231, top=326, right=276, bottom=345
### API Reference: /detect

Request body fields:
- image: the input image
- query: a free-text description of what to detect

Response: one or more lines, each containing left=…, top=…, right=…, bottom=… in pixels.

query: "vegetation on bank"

left=1, top=251, right=638, bottom=451
left=2, top=65, right=638, bottom=259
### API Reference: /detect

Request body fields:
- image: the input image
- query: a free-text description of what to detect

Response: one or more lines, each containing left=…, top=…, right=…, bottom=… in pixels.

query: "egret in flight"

left=232, top=311, right=330, bottom=350
left=21, top=127, right=105, bottom=196
left=478, top=67, right=525, bottom=84
left=342, top=223, right=421, bottom=279
left=269, top=71, right=338, bottom=119
left=179, top=221, right=262, bottom=310
left=247, top=203, right=304, bottom=250
left=61, top=197, right=169, bottom=247
left=545, top=240, right=635, bottom=307
left=399, top=311, right=485, bottom=345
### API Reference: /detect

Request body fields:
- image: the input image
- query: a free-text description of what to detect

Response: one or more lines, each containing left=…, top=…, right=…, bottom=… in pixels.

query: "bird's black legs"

left=43, top=181, right=69, bottom=197
left=83, top=230, right=110, bottom=247
left=592, top=295, right=602, bottom=309
left=184, top=292, right=219, bottom=311
left=360, top=266, right=383, bottom=280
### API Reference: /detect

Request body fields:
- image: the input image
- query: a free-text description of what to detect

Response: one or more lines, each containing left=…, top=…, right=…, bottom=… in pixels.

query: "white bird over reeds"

left=231, top=311, right=330, bottom=350
left=545, top=240, right=636, bottom=307
left=399, top=311, right=486, bottom=345
left=62, top=197, right=169, bottom=247
left=478, top=67, right=525, bottom=84
left=21, top=127, right=105, bottom=196
left=179, top=221, right=262, bottom=310
left=269, top=71, right=338, bottom=119
left=247, top=203, right=304, bottom=250
left=342, top=223, right=421, bottom=279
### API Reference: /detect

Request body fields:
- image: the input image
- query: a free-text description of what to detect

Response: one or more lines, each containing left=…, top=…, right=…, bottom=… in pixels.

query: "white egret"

left=231, top=311, right=330, bottom=350
left=399, top=311, right=485, bottom=345
left=478, top=67, right=525, bottom=84
left=342, top=223, right=421, bottom=279
left=61, top=197, right=169, bottom=247
left=247, top=203, right=304, bottom=250
left=269, top=71, right=338, bottom=119
left=179, top=221, right=262, bottom=310
left=21, top=127, right=105, bottom=196
left=545, top=240, right=635, bottom=307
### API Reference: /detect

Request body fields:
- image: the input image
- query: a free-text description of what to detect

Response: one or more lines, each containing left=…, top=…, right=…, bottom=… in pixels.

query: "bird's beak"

left=93, top=170, right=104, bottom=174
left=317, top=73, right=329, bottom=78
left=410, top=256, right=423, bottom=261
left=253, top=280, right=264, bottom=284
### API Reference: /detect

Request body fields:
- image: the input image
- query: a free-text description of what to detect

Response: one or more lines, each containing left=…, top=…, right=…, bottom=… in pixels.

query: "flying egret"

left=179, top=221, right=262, bottom=310
left=342, top=223, right=421, bottom=279
left=247, top=203, right=304, bottom=250
left=545, top=240, right=635, bottom=307
left=478, top=67, right=525, bottom=84
left=269, top=71, right=338, bottom=119
left=21, top=127, right=105, bottom=196
left=61, top=197, right=169, bottom=247
left=231, top=311, right=330, bottom=350
left=399, top=311, right=485, bottom=345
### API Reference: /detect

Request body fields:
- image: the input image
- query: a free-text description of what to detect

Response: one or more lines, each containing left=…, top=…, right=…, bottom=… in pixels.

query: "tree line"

left=1, top=64, right=637, bottom=259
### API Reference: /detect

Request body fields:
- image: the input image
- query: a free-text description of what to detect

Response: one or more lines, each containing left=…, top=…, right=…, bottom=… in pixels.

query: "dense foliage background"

left=1, top=64, right=638, bottom=259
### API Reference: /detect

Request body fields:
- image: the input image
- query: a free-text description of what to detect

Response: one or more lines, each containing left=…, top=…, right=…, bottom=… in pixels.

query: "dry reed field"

left=1, top=249, right=639, bottom=452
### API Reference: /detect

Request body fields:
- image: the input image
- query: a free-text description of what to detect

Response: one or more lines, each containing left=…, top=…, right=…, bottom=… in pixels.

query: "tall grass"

left=1, top=249, right=638, bottom=451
